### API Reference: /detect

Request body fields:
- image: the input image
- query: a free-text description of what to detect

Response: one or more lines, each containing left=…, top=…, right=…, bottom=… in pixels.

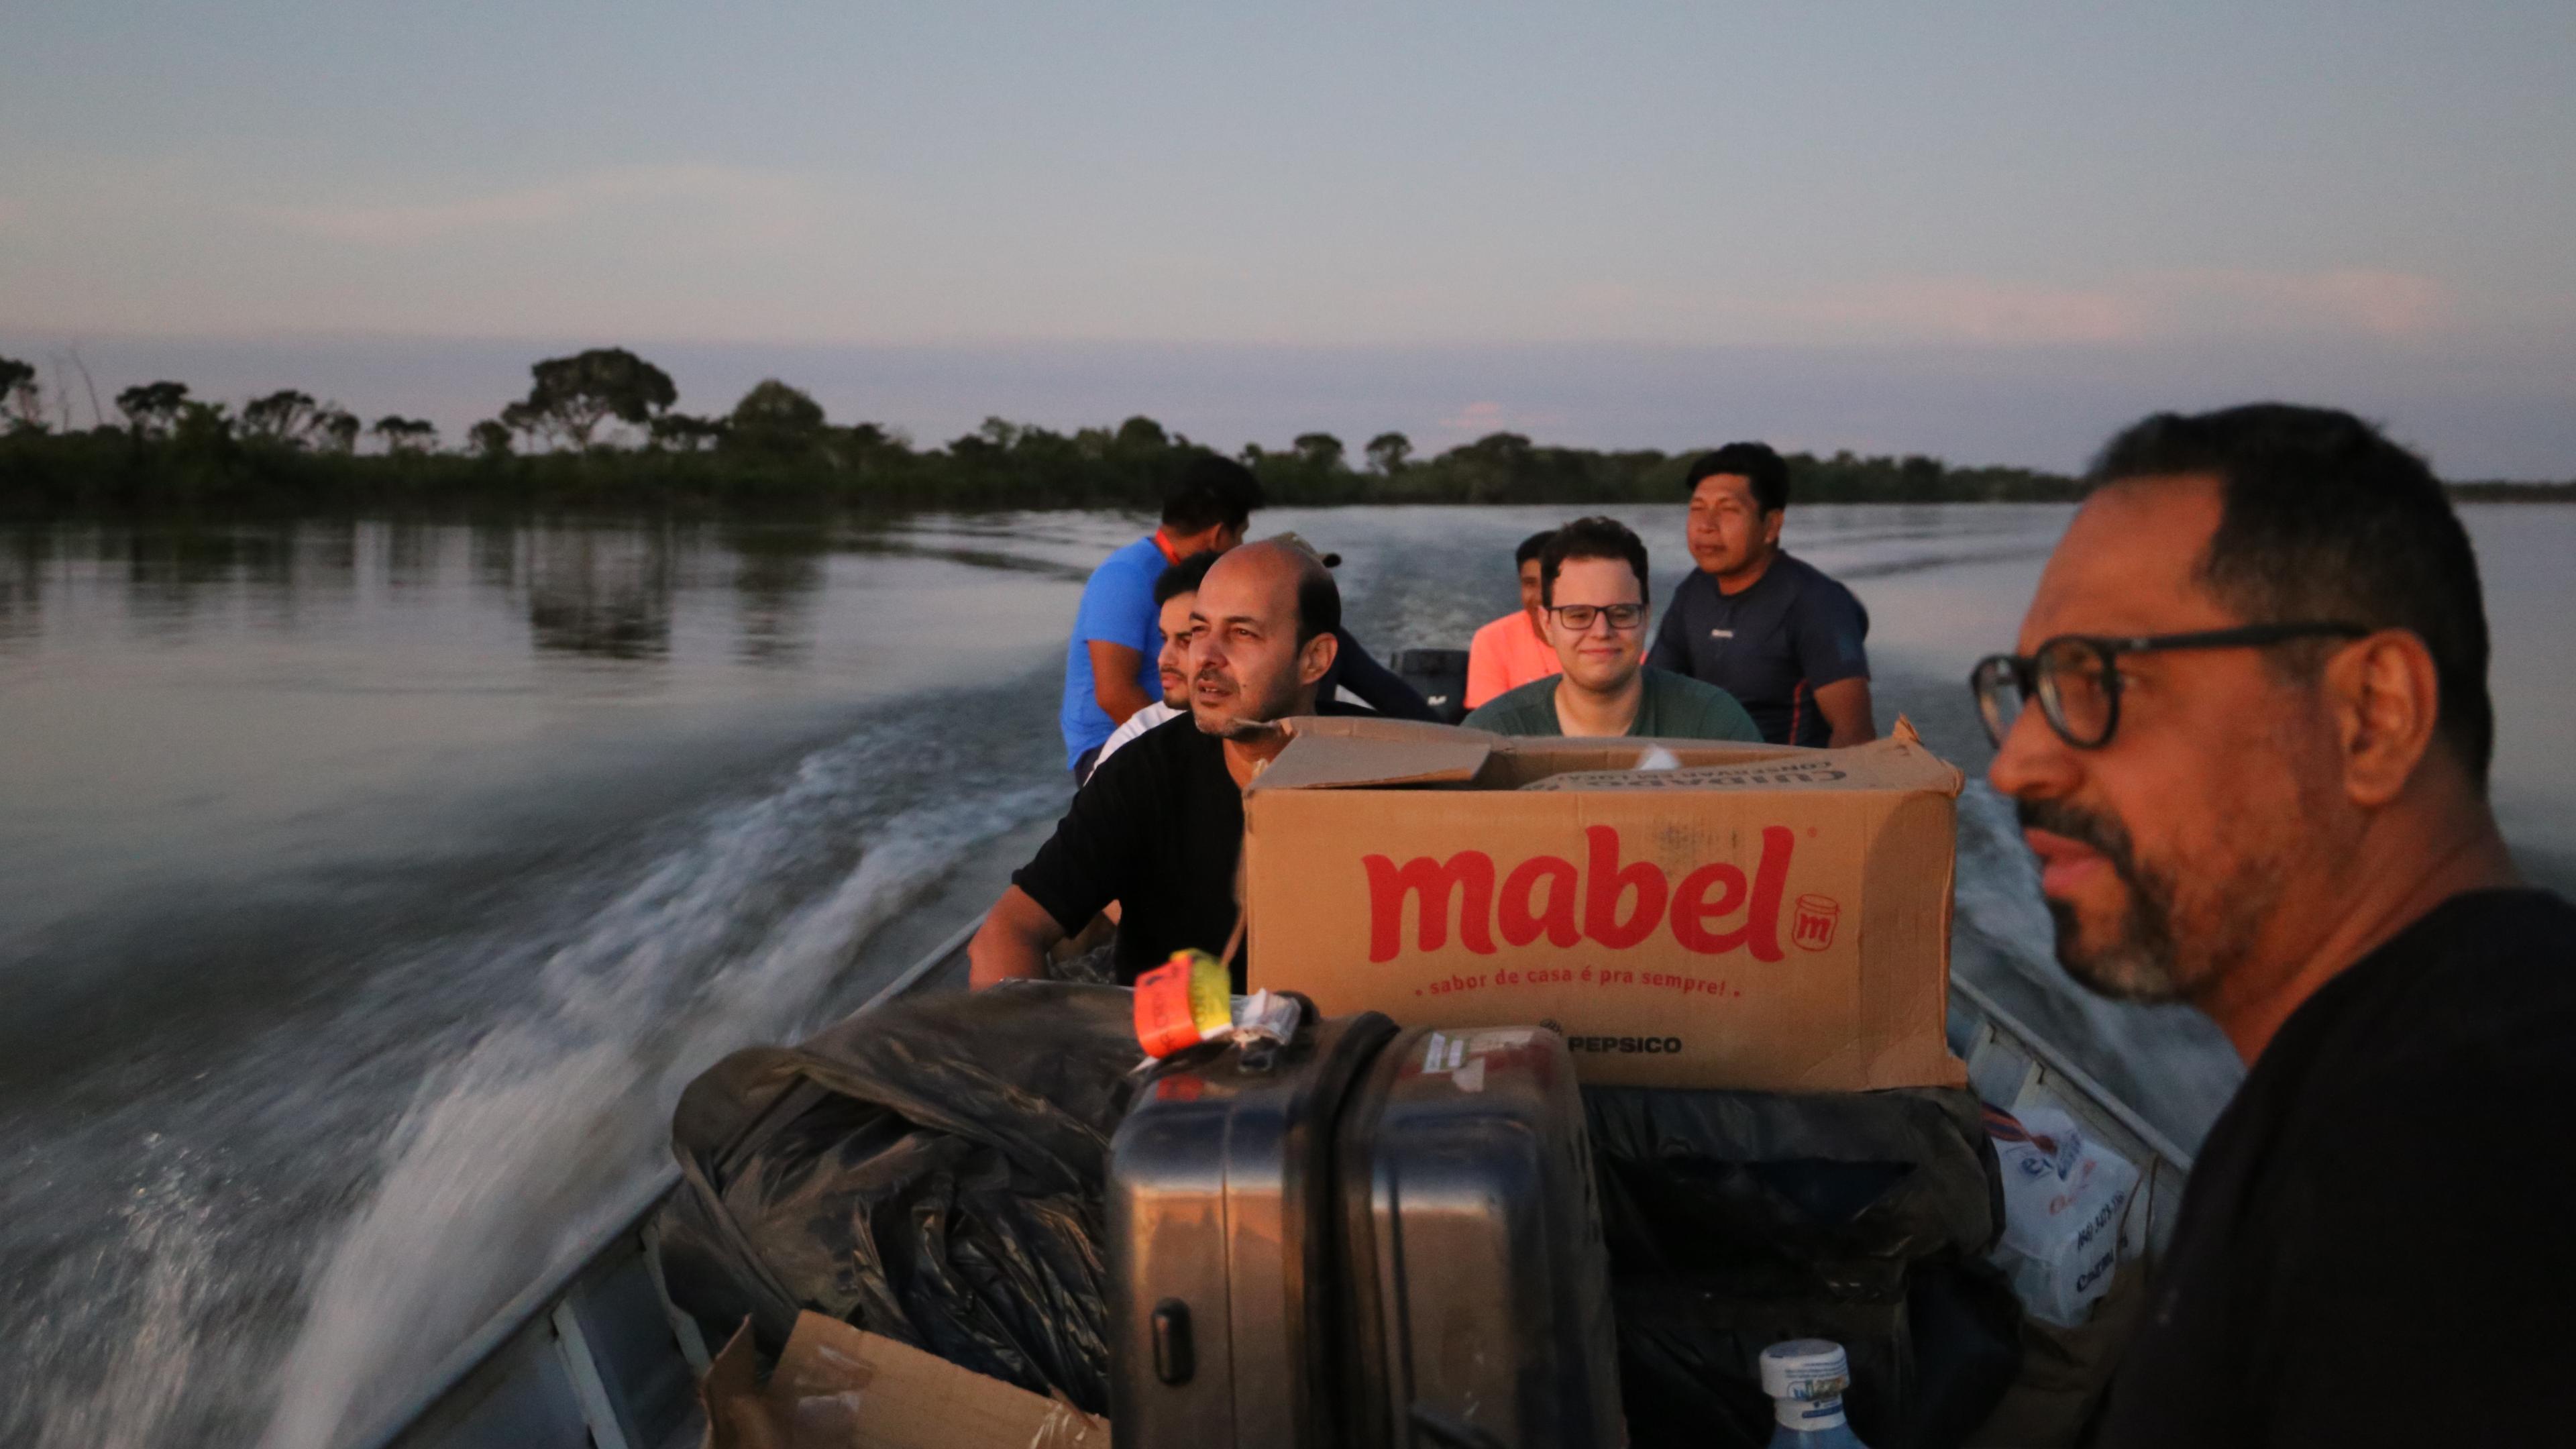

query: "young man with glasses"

left=1464, top=517, right=1758, bottom=741
left=1646, top=443, right=1875, bottom=747
left=1974, top=403, right=2574, bottom=1445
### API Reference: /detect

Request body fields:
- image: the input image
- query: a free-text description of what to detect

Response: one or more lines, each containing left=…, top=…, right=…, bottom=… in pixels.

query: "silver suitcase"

left=1336, top=1025, right=1625, bottom=1449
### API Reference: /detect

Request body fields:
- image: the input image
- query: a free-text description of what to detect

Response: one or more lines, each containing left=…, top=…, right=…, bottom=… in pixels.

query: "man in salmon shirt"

left=1464, top=529, right=1561, bottom=708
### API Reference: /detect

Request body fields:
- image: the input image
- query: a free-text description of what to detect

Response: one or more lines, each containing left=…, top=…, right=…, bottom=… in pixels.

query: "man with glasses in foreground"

left=1974, top=403, right=2575, bottom=1444
left=1466, top=516, right=1758, bottom=741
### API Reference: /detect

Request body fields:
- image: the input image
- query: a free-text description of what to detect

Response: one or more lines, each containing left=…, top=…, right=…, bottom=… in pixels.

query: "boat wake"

left=1, top=691, right=1059, bottom=1449
left=253, top=729, right=1058, bottom=1449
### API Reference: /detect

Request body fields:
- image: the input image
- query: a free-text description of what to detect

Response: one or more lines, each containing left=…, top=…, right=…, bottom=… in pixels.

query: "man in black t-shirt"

left=1646, top=442, right=1874, bottom=747
left=969, top=540, right=1343, bottom=991
left=1974, top=403, right=2575, bottom=1446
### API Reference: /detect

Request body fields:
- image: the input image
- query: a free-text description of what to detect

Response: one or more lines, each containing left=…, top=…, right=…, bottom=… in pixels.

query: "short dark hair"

left=2090, top=403, right=2493, bottom=784
left=1686, top=442, right=1789, bottom=515
left=1294, top=557, right=1341, bottom=646
left=1513, top=530, right=1556, bottom=569
left=1540, top=517, right=1650, bottom=608
left=1152, top=550, right=1218, bottom=606
left=1162, top=455, right=1265, bottom=535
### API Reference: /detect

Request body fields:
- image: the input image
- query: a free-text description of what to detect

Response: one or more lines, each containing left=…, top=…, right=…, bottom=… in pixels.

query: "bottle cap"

left=1759, top=1340, right=1851, bottom=1430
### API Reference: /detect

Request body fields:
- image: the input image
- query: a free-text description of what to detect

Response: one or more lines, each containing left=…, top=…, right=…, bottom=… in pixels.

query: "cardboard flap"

left=701, top=1313, right=1110, bottom=1449
left=1249, top=716, right=1494, bottom=792
left=1519, top=722, right=1965, bottom=796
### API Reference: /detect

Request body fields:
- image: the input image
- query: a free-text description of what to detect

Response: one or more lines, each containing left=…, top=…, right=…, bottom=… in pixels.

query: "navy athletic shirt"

left=1646, top=552, right=1868, bottom=747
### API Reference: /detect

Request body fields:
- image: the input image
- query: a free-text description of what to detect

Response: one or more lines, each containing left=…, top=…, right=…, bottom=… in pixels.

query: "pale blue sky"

left=5, top=3, right=2573, bottom=473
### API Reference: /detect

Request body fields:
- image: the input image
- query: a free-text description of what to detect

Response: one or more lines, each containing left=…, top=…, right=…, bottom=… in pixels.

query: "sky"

left=4, top=2, right=2573, bottom=474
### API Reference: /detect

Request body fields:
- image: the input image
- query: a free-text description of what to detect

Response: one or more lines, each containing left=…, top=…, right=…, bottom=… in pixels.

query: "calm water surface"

left=2, top=504, right=2569, bottom=1445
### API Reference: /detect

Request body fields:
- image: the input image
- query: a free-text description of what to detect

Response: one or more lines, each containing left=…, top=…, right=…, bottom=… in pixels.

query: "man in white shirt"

left=1090, top=551, right=1218, bottom=771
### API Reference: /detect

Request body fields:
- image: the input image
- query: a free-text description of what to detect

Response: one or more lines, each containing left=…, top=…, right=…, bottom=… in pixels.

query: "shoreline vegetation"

left=4, top=347, right=2568, bottom=519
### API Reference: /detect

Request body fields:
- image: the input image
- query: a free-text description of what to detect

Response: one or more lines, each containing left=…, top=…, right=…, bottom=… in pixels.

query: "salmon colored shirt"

left=1465, top=609, right=1561, bottom=708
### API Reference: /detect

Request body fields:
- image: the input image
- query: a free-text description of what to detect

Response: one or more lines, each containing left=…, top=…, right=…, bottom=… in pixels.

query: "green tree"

left=468, top=419, right=515, bottom=458
left=1292, top=431, right=1346, bottom=470
left=508, top=347, right=677, bottom=449
left=1114, top=415, right=1169, bottom=450
left=1365, top=431, right=1411, bottom=474
left=0, top=356, right=43, bottom=432
left=649, top=413, right=727, bottom=451
left=242, top=389, right=323, bottom=445
left=115, top=381, right=190, bottom=438
left=372, top=415, right=437, bottom=452
left=315, top=407, right=360, bottom=455
left=724, top=379, right=826, bottom=453
left=499, top=398, right=546, bottom=447
left=172, top=400, right=235, bottom=456
left=1896, top=453, right=1945, bottom=501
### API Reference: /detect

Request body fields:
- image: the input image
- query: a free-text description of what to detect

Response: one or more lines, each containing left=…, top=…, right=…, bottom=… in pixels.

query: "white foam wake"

left=28, top=1165, right=225, bottom=1449
left=256, top=745, right=1051, bottom=1449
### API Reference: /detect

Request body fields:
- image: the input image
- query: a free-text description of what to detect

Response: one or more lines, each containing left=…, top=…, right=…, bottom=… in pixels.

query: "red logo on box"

left=1790, top=894, right=1840, bottom=952
left=1361, top=825, right=1795, bottom=963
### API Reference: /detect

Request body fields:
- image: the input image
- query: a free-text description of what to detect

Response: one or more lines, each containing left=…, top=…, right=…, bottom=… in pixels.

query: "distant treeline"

left=2, top=347, right=2563, bottom=517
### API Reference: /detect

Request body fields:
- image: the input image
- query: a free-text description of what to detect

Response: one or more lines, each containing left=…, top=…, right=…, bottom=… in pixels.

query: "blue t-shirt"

left=1645, top=551, right=1869, bottom=747
left=1059, top=535, right=1169, bottom=768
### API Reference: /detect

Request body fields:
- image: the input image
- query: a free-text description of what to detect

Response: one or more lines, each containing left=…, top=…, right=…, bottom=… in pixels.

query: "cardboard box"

left=1243, top=716, right=1967, bottom=1091
left=702, top=1313, right=1110, bottom=1449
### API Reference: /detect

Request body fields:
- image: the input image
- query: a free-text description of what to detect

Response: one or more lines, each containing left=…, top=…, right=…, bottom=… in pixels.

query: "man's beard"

left=1191, top=662, right=1300, bottom=739
left=2015, top=797, right=2194, bottom=1003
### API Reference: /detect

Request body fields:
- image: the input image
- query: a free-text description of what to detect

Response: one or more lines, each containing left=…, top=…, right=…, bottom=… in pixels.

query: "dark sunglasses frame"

left=1970, top=621, right=2369, bottom=749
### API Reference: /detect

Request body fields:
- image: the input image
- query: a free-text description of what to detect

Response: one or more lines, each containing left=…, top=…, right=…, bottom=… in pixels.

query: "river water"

left=3, top=503, right=2569, bottom=1445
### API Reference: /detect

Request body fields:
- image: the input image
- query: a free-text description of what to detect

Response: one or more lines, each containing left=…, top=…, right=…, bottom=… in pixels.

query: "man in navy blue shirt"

left=1060, top=457, right=1263, bottom=777
left=1646, top=443, right=1875, bottom=747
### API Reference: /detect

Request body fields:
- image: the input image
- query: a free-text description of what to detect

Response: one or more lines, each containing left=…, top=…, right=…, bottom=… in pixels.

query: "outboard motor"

left=1390, top=648, right=1471, bottom=725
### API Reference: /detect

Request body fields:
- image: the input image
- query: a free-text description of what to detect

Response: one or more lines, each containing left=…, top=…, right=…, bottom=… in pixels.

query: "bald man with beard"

left=971, top=541, right=1341, bottom=992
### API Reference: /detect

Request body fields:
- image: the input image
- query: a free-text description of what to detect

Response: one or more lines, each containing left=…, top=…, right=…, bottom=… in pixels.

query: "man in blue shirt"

left=1646, top=443, right=1875, bottom=747
left=1061, top=456, right=1263, bottom=777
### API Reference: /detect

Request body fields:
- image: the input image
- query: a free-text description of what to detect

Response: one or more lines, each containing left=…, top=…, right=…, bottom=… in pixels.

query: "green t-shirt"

left=1462, top=667, right=1763, bottom=741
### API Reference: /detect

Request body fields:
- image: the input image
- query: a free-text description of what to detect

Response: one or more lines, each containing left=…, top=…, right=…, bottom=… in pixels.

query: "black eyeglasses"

left=1548, top=602, right=1648, bottom=632
left=1970, top=622, right=2369, bottom=749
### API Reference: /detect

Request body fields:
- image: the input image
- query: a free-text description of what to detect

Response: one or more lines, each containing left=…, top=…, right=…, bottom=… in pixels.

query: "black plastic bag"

left=1585, top=1085, right=2002, bottom=1280
left=656, top=981, right=1142, bottom=1414
left=1582, top=1085, right=2019, bottom=1449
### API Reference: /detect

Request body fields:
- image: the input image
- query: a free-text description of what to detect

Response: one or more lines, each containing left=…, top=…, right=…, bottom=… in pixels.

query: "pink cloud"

left=254, top=166, right=827, bottom=247
left=1436, top=399, right=1567, bottom=439
left=1734, top=268, right=2453, bottom=347
left=1769, top=278, right=2149, bottom=344
left=2196, top=268, right=2450, bottom=336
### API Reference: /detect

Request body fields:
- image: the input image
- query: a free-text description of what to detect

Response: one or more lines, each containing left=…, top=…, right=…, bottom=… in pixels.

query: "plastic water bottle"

left=1760, top=1339, right=1870, bottom=1448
